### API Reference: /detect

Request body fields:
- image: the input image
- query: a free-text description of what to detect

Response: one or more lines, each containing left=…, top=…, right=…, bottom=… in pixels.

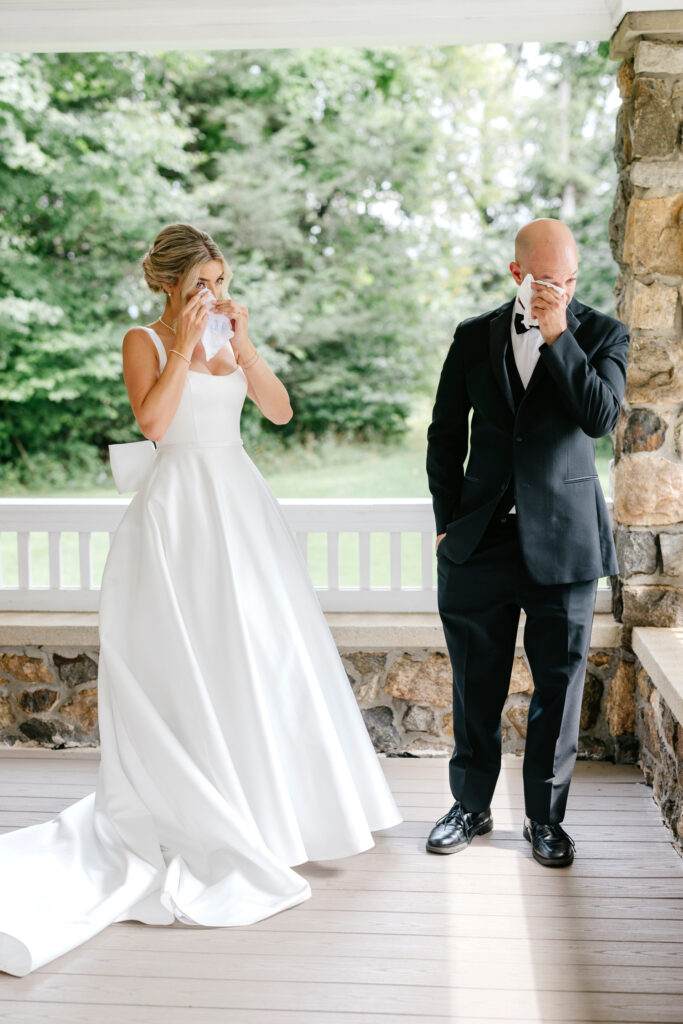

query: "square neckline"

left=146, top=326, right=241, bottom=378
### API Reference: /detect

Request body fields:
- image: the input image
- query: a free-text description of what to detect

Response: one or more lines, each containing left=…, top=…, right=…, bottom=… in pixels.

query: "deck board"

left=0, top=751, right=680, bottom=1022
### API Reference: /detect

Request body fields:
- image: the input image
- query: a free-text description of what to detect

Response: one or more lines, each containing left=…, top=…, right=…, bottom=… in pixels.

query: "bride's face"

left=189, top=259, right=226, bottom=303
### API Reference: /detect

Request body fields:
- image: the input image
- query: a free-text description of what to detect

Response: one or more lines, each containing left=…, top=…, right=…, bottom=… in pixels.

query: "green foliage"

left=0, top=43, right=620, bottom=488
left=0, top=51, right=202, bottom=484
left=512, top=42, right=620, bottom=312
left=172, top=47, right=442, bottom=445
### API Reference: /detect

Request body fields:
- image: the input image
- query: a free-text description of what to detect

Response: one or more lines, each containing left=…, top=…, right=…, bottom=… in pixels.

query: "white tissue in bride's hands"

left=199, top=289, right=235, bottom=361
left=517, top=273, right=565, bottom=329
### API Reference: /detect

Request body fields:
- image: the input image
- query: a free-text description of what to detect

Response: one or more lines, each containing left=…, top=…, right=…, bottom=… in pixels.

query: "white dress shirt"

left=508, top=296, right=545, bottom=513
left=510, top=294, right=545, bottom=388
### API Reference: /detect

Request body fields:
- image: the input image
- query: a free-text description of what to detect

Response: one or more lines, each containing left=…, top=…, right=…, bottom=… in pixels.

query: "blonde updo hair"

left=141, top=223, right=232, bottom=301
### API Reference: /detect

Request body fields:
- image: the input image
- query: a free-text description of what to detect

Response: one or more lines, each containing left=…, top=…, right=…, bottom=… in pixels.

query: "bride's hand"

left=214, top=299, right=249, bottom=346
left=174, top=291, right=209, bottom=355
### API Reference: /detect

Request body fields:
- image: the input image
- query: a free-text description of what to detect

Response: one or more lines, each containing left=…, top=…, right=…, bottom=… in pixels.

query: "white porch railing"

left=0, top=497, right=613, bottom=614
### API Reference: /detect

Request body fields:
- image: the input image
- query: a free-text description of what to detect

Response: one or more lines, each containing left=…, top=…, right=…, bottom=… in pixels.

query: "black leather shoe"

left=523, top=816, right=576, bottom=867
left=426, top=800, right=493, bottom=855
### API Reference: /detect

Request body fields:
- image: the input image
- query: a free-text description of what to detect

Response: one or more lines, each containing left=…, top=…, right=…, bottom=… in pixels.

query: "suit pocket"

left=460, top=473, right=487, bottom=512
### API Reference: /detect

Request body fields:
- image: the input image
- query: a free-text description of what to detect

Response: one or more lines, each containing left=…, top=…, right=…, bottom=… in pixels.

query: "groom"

left=425, top=219, right=629, bottom=867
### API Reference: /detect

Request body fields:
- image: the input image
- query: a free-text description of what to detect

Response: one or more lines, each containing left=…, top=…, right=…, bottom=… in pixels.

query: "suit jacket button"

left=515, top=435, right=523, bottom=442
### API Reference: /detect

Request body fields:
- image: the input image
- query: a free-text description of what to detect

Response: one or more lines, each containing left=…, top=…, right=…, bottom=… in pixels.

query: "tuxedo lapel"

left=489, top=297, right=583, bottom=413
left=489, top=301, right=515, bottom=415
left=520, top=299, right=581, bottom=405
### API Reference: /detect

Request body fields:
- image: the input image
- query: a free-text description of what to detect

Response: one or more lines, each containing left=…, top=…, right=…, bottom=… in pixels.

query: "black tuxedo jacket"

left=426, top=295, right=630, bottom=585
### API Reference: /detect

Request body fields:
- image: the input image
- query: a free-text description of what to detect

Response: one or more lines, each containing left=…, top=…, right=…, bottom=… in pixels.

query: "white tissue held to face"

left=199, top=286, right=236, bottom=362
left=516, top=273, right=566, bottom=330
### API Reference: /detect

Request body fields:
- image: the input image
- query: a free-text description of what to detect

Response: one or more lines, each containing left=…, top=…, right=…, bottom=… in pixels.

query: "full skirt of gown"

left=0, top=328, right=402, bottom=976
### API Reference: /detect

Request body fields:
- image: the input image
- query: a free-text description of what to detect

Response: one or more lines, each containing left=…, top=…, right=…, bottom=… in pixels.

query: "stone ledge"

left=0, top=610, right=625, bottom=652
left=632, top=625, right=683, bottom=724
left=330, top=612, right=624, bottom=651
left=0, top=612, right=100, bottom=647
left=611, top=11, right=683, bottom=60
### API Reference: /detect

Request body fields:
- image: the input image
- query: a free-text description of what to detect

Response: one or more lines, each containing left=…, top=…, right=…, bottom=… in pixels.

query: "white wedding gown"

left=0, top=327, right=402, bottom=976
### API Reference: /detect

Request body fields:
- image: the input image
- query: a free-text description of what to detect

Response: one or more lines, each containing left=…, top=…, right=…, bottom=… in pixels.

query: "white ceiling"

left=1, top=0, right=682, bottom=53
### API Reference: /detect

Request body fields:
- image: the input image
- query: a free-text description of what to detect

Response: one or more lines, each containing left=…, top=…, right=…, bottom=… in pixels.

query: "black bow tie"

left=514, top=311, right=535, bottom=334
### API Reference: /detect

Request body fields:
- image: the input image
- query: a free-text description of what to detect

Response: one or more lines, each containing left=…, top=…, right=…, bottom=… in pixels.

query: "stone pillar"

left=610, top=14, right=683, bottom=627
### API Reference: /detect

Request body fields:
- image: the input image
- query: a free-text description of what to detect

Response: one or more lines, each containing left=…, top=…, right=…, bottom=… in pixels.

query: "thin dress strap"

left=141, top=326, right=167, bottom=372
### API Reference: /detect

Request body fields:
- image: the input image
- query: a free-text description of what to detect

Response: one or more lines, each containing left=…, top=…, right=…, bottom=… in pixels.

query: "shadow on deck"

left=0, top=750, right=681, bottom=1022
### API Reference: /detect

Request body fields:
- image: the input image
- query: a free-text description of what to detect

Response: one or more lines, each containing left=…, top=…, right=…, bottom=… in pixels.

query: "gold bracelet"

left=169, top=348, right=191, bottom=365
left=240, top=351, right=260, bottom=370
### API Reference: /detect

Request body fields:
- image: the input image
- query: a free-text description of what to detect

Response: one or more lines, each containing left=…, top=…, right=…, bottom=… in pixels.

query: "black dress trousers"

left=436, top=339, right=598, bottom=824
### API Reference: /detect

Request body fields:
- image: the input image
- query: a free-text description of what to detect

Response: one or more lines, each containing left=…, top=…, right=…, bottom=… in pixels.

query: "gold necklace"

left=159, top=316, right=176, bottom=334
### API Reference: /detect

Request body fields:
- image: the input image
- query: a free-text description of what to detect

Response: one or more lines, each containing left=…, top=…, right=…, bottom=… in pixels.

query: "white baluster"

left=78, top=532, right=92, bottom=590
left=359, top=531, right=370, bottom=590
left=327, top=531, right=339, bottom=592
left=18, top=531, right=30, bottom=591
left=390, top=531, right=401, bottom=590
left=48, top=531, right=62, bottom=590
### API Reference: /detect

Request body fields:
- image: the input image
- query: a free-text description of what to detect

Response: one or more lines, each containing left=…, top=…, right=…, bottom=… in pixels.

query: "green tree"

left=173, top=47, right=444, bottom=445
left=0, top=42, right=620, bottom=490
left=0, top=51, right=203, bottom=485
left=513, top=40, right=619, bottom=313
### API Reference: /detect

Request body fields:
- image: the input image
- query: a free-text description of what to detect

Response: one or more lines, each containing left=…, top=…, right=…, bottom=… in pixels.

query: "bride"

left=0, top=222, right=402, bottom=977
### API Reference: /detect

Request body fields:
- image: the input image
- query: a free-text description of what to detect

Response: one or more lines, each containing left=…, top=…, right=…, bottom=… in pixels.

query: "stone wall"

left=610, top=30, right=683, bottom=627
left=633, top=656, right=683, bottom=856
left=0, top=648, right=100, bottom=747
left=0, top=643, right=639, bottom=761
left=344, top=648, right=637, bottom=761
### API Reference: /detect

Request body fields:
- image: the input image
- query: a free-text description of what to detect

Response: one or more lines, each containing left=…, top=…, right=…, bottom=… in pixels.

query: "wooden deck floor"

left=0, top=750, right=681, bottom=1023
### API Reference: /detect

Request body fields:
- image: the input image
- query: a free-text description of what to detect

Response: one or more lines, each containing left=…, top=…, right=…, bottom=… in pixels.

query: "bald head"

left=511, top=218, right=578, bottom=301
left=515, top=219, right=577, bottom=266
